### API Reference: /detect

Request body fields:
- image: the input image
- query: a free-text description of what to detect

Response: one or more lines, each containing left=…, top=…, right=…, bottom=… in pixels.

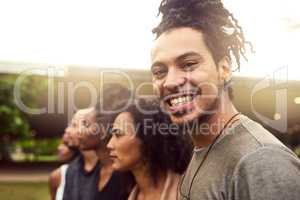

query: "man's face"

left=72, top=108, right=103, bottom=150
left=63, top=125, right=80, bottom=148
left=151, top=27, right=228, bottom=125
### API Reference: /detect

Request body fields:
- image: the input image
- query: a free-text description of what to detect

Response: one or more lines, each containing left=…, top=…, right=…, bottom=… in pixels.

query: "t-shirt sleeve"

left=230, top=146, right=300, bottom=200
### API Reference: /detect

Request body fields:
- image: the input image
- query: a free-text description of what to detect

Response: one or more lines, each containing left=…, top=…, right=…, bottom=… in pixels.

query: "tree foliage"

left=0, top=73, right=47, bottom=161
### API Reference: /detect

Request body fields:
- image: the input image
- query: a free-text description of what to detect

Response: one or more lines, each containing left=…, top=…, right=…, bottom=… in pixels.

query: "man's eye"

left=152, top=67, right=167, bottom=79
left=182, top=61, right=198, bottom=70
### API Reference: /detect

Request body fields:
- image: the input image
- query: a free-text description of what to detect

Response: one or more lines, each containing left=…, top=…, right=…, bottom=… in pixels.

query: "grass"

left=0, top=182, right=49, bottom=200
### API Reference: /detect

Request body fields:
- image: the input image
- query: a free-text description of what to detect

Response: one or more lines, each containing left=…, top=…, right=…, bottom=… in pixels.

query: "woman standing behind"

left=107, top=99, right=192, bottom=200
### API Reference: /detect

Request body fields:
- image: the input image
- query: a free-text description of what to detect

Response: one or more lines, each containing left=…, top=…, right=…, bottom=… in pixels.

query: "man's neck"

left=192, top=95, right=239, bottom=148
left=80, top=150, right=98, bottom=172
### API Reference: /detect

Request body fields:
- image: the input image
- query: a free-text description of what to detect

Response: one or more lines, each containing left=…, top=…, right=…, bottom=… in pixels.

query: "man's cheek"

left=152, top=82, right=163, bottom=98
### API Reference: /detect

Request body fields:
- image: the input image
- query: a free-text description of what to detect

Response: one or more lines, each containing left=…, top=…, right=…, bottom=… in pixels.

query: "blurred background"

left=0, top=0, right=299, bottom=200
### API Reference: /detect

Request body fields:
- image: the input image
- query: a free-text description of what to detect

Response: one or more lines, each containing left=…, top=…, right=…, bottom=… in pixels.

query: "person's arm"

left=48, top=168, right=61, bottom=200
left=230, top=146, right=300, bottom=200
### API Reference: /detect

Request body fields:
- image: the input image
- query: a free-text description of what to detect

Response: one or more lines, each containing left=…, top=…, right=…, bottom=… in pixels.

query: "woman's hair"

left=115, top=98, right=192, bottom=184
left=94, top=83, right=133, bottom=144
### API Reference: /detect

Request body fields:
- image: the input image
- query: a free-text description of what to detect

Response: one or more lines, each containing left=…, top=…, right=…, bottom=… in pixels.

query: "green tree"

left=0, top=74, right=47, bottom=162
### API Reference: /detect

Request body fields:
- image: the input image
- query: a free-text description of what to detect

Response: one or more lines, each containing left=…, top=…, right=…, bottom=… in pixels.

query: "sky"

left=0, top=0, right=299, bottom=80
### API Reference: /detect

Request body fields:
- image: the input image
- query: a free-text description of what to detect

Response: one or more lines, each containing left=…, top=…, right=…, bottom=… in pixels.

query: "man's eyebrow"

left=175, top=51, right=203, bottom=62
left=151, top=51, right=202, bottom=70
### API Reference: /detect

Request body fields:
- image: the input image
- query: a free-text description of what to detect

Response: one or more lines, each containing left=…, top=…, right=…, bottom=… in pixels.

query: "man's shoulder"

left=230, top=145, right=300, bottom=199
left=217, top=116, right=300, bottom=199
left=218, top=115, right=291, bottom=157
left=211, top=115, right=298, bottom=173
left=233, top=145, right=300, bottom=173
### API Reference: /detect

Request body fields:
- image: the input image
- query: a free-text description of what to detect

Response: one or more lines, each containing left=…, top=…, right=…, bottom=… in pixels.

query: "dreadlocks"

left=152, top=0, right=253, bottom=70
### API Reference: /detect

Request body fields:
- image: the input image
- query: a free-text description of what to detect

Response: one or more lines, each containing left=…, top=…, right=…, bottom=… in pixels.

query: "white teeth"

left=170, top=95, right=193, bottom=106
left=171, top=99, right=178, bottom=105
left=178, top=97, right=183, bottom=103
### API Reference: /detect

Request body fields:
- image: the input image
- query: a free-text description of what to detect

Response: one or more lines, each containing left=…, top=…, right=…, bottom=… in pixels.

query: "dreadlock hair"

left=152, top=0, right=253, bottom=99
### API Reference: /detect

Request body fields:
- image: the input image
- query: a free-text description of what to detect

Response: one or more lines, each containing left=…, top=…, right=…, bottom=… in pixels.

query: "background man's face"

left=73, top=108, right=103, bottom=150
left=151, top=27, right=226, bottom=125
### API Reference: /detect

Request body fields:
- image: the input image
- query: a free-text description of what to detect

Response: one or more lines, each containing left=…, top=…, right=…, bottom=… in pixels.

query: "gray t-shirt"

left=179, top=115, right=300, bottom=200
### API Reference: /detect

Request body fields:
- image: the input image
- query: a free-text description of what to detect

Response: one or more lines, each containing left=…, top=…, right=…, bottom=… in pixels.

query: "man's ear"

left=217, top=56, right=232, bottom=83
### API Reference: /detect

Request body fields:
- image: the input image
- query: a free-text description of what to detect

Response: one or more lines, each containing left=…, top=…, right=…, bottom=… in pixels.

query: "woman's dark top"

left=62, top=154, right=127, bottom=200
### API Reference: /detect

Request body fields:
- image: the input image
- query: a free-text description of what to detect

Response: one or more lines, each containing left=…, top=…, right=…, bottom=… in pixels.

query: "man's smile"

left=163, top=89, right=202, bottom=114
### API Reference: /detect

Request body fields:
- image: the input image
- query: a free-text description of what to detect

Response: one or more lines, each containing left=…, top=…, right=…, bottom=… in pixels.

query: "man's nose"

left=163, top=68, right=187, bottom=91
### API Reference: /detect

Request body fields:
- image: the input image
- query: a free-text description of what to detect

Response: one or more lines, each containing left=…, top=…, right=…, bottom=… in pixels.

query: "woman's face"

left=107, top=112, right=143, bottom=171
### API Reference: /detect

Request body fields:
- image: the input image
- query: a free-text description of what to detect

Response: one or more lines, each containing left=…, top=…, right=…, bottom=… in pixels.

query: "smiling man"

left=151, top=0, right=300, bottom=199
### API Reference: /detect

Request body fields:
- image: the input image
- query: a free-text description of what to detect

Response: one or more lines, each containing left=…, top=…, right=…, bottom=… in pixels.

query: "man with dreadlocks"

left=150, top=0, right=300, bottom=199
